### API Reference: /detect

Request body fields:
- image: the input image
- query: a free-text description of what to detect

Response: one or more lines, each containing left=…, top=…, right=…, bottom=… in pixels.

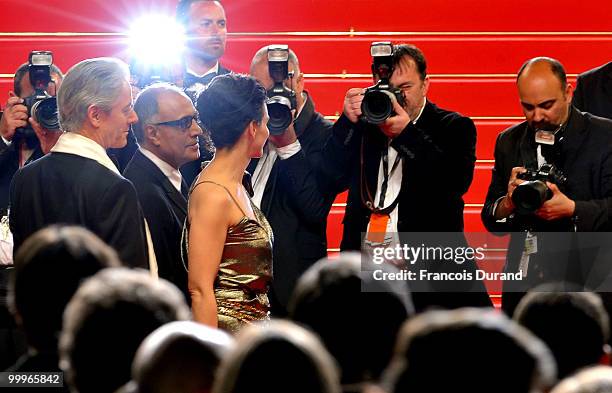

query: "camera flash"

left=371, top=42, right=393, bottom=57
left=268, top=45, right=289, bottom=62
left=30, top=51, right=53, bottom=66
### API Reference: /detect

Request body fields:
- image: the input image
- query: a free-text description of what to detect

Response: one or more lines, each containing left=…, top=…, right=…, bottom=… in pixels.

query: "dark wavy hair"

left=196, top=73, right=266, bottom=149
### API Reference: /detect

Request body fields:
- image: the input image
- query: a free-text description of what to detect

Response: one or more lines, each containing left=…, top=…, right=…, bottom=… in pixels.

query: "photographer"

left=327, top=43, right=491, bottom=310
left=248, top=45, right=337, bottom=315
left=0, top=60, right=63, bottom=216
left=481, top=57, right=612, bottom=313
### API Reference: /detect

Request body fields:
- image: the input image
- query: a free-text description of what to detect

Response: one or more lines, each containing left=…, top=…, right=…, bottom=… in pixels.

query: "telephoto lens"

left=512, top=180, right=552, bottom=214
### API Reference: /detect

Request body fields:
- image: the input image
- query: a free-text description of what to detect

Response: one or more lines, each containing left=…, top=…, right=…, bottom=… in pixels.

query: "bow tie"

left=183, top=72, right=217, bottom=89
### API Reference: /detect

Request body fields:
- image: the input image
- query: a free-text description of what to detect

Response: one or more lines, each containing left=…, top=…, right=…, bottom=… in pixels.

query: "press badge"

left=518, top=231, right=537, bottom=277
left=365, top=213, right=390, bottom=245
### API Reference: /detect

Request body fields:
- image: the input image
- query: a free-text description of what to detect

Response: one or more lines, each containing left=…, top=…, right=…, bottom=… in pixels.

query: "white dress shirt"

left=251, top=94, right=307, bottom=208
left=368, top=99, right=427, bottom=235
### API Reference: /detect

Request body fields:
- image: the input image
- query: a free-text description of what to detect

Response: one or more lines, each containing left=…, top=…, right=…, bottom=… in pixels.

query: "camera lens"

left=266, top=96, right=292, bottom=135
left=32, top=97, right=60, bottom=130
left=361, top=90, right=394, bottom=124
left=512, top=180, right=552, bottom=214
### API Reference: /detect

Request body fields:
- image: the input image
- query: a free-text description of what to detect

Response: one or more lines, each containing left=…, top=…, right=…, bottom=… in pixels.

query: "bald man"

left=248, top=45, right=337, bottom=316
left=123, top=83, right=202, bottom=301
left=481, top=57, right=612, bottom=314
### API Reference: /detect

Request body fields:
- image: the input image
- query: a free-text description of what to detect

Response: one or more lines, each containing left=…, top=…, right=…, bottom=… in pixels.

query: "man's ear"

left=87, top=105, right=104, bottom=127
left=146, top=124, right=161, bottom=146
left=565, top=83, right=574, bottom=103
left=295, top=72, right=305, bottom=92
left=422, top=75, right=430, bottom=97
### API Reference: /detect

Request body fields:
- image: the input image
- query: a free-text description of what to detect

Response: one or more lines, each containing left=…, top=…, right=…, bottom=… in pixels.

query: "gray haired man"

left=9, top=57, right=153, bottom=269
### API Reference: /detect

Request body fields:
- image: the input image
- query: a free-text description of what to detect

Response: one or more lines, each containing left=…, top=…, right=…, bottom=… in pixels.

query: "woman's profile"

left=184, top=74, right=272, bottom=333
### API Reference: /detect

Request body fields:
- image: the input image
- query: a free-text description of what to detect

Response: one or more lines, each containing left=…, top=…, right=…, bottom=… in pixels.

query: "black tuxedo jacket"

left=573, top=61, right=612, bottom=120
left=0, top=142, right=43, bottom=217
left=247, top=95, right=337, bottom=311
left=331, top=101, right=477, bottom=250
left=482, top=107, right=612, bottom=300
left=123, top=150, right=189, bottom=300
left=9, top=152, right=149, bottom=268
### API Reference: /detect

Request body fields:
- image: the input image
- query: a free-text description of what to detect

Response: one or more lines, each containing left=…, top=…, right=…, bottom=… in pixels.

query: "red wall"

left=2, top=1, right=612, bottom=293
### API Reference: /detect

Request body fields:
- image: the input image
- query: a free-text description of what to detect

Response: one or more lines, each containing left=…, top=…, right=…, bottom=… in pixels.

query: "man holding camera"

left=328, top=43, right=491, bottom=309
left=248, top=45, right=337, bottom=315
left=481, top=57, right=612, bottom=313
left=0, top=60, right=63, bottom=217
left=9, top=57, right=152, bottom=270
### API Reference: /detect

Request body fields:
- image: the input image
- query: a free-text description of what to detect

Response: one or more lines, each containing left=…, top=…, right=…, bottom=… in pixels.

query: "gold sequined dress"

left=184, top=180, right=273, bottom=333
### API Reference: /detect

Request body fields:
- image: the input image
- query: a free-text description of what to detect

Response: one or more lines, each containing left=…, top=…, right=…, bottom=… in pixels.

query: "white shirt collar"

left=185, top=62, right=219, bottom=78
left=295, top=92, right=308, bottom=119
left=412, top=98, right=427, bottom=124
left=50, top=132, right=119, bottom=175
left=139, top=148, right=183, bottom=193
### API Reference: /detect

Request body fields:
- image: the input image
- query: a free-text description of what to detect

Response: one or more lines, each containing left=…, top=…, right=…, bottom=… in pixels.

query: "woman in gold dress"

left=186, top=74, right=272, bottom=333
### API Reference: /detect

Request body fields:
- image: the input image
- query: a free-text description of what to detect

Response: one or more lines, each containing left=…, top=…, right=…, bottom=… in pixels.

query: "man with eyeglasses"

left=124, top=83, right=202, bottom=301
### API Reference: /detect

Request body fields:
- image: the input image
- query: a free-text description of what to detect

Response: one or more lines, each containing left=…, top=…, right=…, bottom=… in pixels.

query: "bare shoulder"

left=189, top=181, right=233, bottom=218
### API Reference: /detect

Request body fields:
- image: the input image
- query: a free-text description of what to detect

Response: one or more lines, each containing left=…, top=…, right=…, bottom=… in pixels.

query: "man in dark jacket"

left=328, top=43, right=491, bottom=310
left=249, top=46, right=338, bottom=315
left=573, top=61, right=612, bottom=120
left=481, top=57, right=612, bottom=314
left=124, top=83, right=202, bottom=300
left=10, top=57, right=151, bottom=269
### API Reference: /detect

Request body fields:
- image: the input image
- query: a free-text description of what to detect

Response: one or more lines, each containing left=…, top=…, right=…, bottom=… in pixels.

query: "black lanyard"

left=378, top=147, right=402, bottom=208
left=360, top=136, right=402, bottom=215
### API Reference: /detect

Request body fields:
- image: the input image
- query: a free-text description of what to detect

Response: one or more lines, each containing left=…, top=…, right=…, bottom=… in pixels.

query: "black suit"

left=332, top=101, right=476, bottom=246
left=123, top=149, right=189, bottom=300
left=328, top=101, right=491, bottom=309
left=0, top=142, right=43, bottom=217
left=181, top=64, right=232, bottom=187
left=573, top=61, right=612, bottom=120
left=9, top=152, right=149, bottom=268
left=482, top=107, right=612, bottom=312
left=248, top=95, right=337, bottom=313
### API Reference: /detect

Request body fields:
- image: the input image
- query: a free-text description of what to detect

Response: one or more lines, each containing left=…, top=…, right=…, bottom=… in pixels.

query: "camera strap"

left=360, top=137, right=402, bottom=215
left=378, top=147, right=402, bottom=208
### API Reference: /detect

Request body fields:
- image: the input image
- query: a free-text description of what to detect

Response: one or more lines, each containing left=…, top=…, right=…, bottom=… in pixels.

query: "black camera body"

left=512, top=164, right=567, bottom=214
left=266, top=44, right=297, bottom=135
left=15, top=51, right=60, bottom=141
left=361, top=42, right=406, bottom=125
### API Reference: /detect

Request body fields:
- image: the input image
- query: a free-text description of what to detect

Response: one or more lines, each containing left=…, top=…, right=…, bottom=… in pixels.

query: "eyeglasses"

left=152, top=115, right=198, bottom=131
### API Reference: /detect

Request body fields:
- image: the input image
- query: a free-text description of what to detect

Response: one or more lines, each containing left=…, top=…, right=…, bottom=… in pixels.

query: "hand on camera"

left=495, top=167, right=526, bottom=219
left=379, top=97, right=411, bottom=139
left=535, top=182, right=576, bottom=221
left=0, top=93, right=28, bottom=142
left=268, top=121, right=298, bottom=148
left=343, top=88, right=365, bottom=123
